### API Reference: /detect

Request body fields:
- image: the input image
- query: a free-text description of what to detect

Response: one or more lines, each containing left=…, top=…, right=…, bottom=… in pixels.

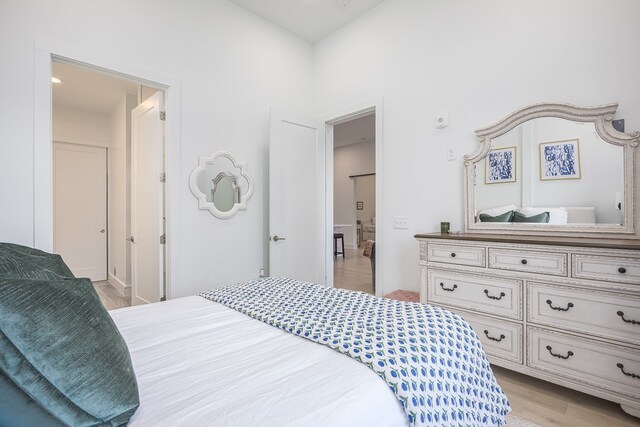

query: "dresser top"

left=414, top=232, right=640, bottom=251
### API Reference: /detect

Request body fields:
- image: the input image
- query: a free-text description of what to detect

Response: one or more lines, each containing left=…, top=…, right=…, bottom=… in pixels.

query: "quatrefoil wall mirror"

left=189, top=151, right=254, bottom=219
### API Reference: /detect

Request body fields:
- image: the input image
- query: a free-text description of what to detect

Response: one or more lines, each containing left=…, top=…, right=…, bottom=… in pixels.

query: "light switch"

left=393, top=216, right=409, bottom=229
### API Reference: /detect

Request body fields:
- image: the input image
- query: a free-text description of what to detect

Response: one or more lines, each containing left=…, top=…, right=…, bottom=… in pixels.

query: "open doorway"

left=332, top=113, right=377, bottom=294
left=51, top=60, right=166, bottom=310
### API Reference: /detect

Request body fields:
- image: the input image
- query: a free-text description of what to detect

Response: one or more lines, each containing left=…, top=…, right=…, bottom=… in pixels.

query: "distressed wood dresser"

left=415, top=232, right=640, bottom=418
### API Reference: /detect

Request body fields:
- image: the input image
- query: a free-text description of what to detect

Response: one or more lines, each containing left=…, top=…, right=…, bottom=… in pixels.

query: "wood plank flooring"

left=333, top=246, right=374, bottom=294
left=93, top=280, right=131, bottom=311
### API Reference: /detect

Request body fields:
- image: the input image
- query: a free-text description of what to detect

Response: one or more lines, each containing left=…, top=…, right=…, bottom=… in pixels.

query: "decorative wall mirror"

left=464, top=103, right=639, bottom=237
left=189, top=151, right=254, bottom=219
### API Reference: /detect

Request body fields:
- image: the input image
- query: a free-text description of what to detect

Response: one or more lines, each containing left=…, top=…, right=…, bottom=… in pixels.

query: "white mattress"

left=110, top=296, right=407, bottom=427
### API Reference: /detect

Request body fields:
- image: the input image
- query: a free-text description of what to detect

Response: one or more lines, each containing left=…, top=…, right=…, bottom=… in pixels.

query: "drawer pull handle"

left=450, top=253, right=456, bottom=258
left=484, top=289, right=506, bottom=300
left=521, top=259, right=528, bottom=265
left=546, top=345, right=574, bottom=360
left=483, top=330, right=506, bottom=342
left=618, top=267, right=627, bottom=274
left=439, top=282, right=457, bottom=292
left=617, top=311, right=639, bottom=325
left=546, top=299, right=574, bottom=312
left=617, top=363, right=640, bottom=380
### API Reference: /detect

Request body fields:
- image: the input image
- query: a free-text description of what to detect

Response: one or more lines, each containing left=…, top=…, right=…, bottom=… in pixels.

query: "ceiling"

left=229, top=0, right=387, bottom=43
left=52, top=62, right=139, bottom=114
left=334, top=113, right=375, bottom=147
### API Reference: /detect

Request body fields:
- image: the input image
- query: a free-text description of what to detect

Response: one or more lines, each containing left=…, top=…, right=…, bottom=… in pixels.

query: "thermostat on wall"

left=435, top=113, right=448, bottom=129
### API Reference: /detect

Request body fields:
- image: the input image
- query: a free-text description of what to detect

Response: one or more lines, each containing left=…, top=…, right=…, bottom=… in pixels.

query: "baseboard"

left=108, top=274, right=131, bottom=297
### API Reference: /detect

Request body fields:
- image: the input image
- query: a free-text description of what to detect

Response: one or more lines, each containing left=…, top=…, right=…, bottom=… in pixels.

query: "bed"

left=0, top=243, right=510, bottom=427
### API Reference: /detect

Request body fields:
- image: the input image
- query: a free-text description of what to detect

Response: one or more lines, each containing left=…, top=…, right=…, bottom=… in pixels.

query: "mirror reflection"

left=474, top=117, right=624, bottom=226
left=189, top=150, right=254, bottom=219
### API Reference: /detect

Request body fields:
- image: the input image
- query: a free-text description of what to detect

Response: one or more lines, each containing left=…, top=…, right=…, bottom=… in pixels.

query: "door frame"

left=33, top=40, right=181, bottom=299
left=322, top=98, right=384, bottom=296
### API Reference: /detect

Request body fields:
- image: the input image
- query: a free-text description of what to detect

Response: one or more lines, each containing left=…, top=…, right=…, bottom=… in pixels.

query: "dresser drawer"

left=528, top=282, right=640, bottom=346
left=457, top=310, right=523, bottom=364
left=489, top=248, right=567, bottom=276
left=572, top=254, right=640, bottom=285
left=426, top=243, right=486, bottom=267
left=426, top=269, right=522, bottom=320
left=528, top=327, right=640, bottom=400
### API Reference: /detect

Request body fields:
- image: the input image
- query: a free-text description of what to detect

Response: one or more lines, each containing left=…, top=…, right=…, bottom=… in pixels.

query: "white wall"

left=355, top=174, right=376, bottom=228
left=334, top=140, right=375, bottom=246
left=314, top=0, right=640, bottom=294
left=0, top=0, right=313, bottom=298
left=108, top=93, right=138, bottom=293
left=53, top=105, right=111, bottom=147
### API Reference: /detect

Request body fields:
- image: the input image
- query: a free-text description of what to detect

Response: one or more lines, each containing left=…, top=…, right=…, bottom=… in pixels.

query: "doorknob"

left=127, top=236, right=135, bottom=243
left=100, top=229, right=106, bottom=233
left=272, top=236, right=286, bottom=242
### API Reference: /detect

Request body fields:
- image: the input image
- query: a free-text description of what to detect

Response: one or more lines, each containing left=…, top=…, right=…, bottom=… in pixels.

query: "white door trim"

left=33, top=40, right=181, bottom=299
left=321, top=98, right=384, bottom=296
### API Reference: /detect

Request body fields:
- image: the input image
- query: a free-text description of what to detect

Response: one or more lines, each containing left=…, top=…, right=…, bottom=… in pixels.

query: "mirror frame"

left=189, top=150, right=254, bottom=219
left=464, top=102, right=639, bottom=237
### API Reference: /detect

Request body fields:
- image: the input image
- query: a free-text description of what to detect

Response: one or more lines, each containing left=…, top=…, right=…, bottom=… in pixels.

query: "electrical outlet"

left=446, top=146, right=456, bottom=161
left=393, top=216, right=409, bottom=229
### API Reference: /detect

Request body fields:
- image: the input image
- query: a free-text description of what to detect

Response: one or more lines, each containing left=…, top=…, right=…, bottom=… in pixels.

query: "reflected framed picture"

left=539, top=139, right=581, bottom=181
left=356, top=201, right=363, bottom=210
left=485, top=146, right=516, bottom=184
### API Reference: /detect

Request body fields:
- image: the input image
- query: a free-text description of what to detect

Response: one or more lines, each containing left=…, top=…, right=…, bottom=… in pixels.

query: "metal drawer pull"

left=484, top=289, right=506, bottom=300
left=617, top=311, right=639, bottom=325
left=483, top=330, right=506, bottom=342
left=521, top=259, right=528, bottom=265
left=617, top=363, right=640, bottom=379
left=450, top=253, right=456, bottom=258
left=546, top=345, right=574, bottom=360
left=546, top=299, right=574, bottom=312
left=439, top=282, right=457, bottom=292
left=618, top=267, right=627, bottom=274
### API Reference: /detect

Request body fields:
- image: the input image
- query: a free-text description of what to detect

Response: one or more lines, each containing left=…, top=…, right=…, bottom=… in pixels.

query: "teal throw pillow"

left=0, top=277, right=139, bottom=426
left=512, top=211, right=550, bottom=223
left=479, top=210, right=514, bottom=222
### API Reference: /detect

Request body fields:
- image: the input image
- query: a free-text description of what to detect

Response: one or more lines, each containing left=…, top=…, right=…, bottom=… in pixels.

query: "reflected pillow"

left=479, top=211, right=514, bottom=222
left=0, top=277, right=140, bottom=426
left=512, top=211, right=550, bottom=223
left=478, top=205, right=517, bottom=217
left=516, top=207, right=567, bottom=224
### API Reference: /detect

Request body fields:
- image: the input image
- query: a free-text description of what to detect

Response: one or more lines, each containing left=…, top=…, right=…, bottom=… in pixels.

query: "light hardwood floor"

left=93, top=281, right=131, bottom=311
left=333, top=246, right=375, bottom=294
left=333, top=246, right=640, bottom=426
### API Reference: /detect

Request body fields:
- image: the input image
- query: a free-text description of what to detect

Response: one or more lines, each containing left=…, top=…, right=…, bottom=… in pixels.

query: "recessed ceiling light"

left=51, top=77, right=62, bottom=84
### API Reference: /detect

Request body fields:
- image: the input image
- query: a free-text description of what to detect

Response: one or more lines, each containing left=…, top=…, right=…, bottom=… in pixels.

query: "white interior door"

left=53, top=142, right=107, bottom=281
left=131, top=91, right=164, bottom=305
left=269, top=110, right=325, bottom=284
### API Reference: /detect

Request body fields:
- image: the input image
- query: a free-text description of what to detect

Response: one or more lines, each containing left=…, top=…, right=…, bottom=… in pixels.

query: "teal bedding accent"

left=511, top=211, right=550, bottom=223
left=0, top=243, right=140, bottom=427
left=479, top=210, right=514, bottom=222
left=0, top=242, right=74, bottom=279
left=0, top=370, right=65, bottom=427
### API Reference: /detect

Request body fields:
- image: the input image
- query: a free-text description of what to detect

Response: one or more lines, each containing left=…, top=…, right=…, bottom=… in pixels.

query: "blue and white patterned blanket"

left=199, top=278, right=510, bottom=426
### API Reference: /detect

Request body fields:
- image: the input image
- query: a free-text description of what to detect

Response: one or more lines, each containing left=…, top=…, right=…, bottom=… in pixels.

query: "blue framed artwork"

left=485, top=146, right=516, bottom=184
left=539, top=139, right=581, bottom=180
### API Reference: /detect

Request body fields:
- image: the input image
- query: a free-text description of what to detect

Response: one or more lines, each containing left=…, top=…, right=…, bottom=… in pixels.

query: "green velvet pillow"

left=0, top=277, right=139, bottom=426
left=0, top=370, right=65, bottom=427
left=0, top=243, right=74, bottom=279
left=512, top=211, right=550, bottom=223
left=479, top=210, right=514, bottom=222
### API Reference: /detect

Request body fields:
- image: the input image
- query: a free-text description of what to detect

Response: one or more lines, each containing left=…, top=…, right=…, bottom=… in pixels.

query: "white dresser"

left=416, top=233, right=640, bottom=418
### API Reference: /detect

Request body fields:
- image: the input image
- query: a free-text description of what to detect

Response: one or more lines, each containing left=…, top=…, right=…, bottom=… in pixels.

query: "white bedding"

left=110, top=296, right=407, bottom=427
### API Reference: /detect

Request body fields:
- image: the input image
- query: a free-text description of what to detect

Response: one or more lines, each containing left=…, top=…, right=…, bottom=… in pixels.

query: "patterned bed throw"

left=199, top=278, right=510, bottom=426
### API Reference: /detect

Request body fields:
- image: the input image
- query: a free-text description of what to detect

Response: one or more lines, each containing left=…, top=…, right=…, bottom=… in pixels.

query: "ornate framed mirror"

left=189, top=150, right=254, bottom=219
left=464, top=103, right=639, bottom=237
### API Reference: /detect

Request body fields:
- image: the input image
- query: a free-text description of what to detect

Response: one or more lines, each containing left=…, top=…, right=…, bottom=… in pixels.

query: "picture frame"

left=485, top=146, right=516, bottom=184
left=539, top=139, right=581, bottom=181
left=356, top=201, right=363, bottom=210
